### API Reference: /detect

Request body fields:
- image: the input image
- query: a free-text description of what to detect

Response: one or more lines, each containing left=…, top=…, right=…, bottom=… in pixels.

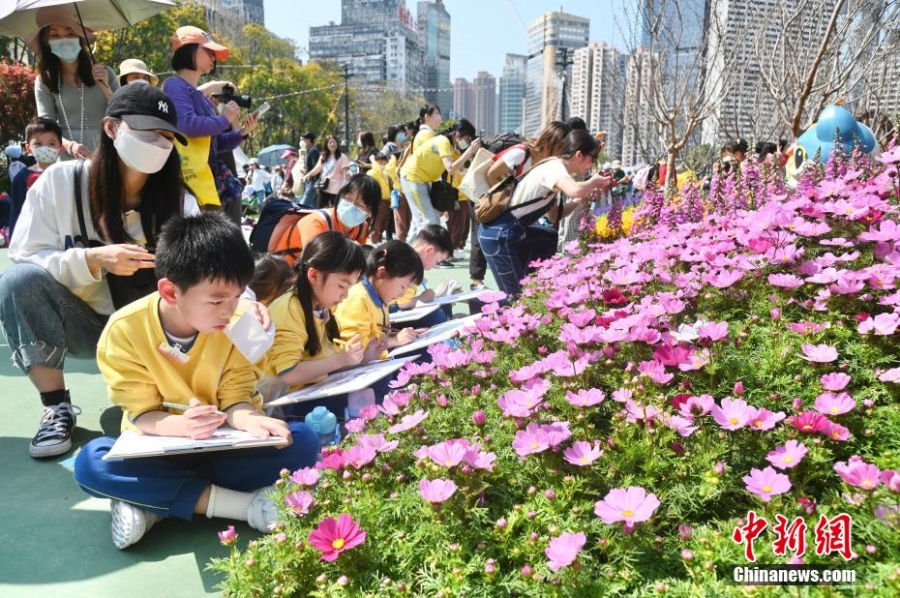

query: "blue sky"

left=265, top=1, right=628, bottom=81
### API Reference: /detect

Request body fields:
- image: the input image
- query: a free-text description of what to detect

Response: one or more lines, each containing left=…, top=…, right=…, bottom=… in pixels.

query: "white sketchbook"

left=267, top=355, right=419, bottom=407
left=103, top=426, right=288, bottom=460
left=387, top=314, right=481, bottom=358
left=416, top=288, right=486, bottom=307
left=391, top=304, right=440, bottom=324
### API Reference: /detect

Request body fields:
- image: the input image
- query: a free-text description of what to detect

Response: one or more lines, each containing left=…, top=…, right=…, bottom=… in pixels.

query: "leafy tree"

left=357, top=90, right=425, bottom=142
left=0, top=60, right=36, bottom=142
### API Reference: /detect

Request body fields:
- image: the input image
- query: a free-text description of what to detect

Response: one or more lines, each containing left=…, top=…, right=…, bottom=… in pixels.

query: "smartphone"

left=252, top=101, right=271, bottom=118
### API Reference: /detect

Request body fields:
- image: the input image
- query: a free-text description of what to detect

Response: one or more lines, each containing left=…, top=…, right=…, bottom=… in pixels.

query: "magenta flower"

left=418, top=478, right=458, bottom=504
left=543, top=421, right=572, bottom=448
left=800, top=343, right=839, bottom=363
left=387, top=409, right=428, bottom=434
left=823, top=421, right=851, bottom=442
left=746, top=407, right=786, bottom=431
left=788, top=411, right=830, bottom=434
left=665, top=415, right=698, bottom=437
left=679, top=394, right=715, bottom=417
left=565, top=388, right=606, bottom=407
left=563, top=441, right=603, bottom=466
left=814, top=392, right=856, bottom=416
left=344, top=418, right=366, bottom=433
left=343, top=444, right=377, bottom=469
left=766, top=440, right=808, bottom=470
left=308, top=514, right=367, bottom=562
left=878, top=367, right=900, bottom=383
left=743, top=466, right=792, bottom=502
left=545, top=532, right=587, bottom=571
left=218, top=525, right=237, bottom=545
left=881, top=470, right=900, bottom=493
left=285, top=490, right=315, bottom=515
left=834, top=456, right=881, bottom=490
left=697, top=321, right=729, bottom=342
left=512, top=423, right=551, bottom=457
left=290, top=467, right=320, bottom=486
left=356, top=433, right=398, bottom=453
left=594, top=486, right=660, bottom=532
left=857, top=312, right=900, bottom=335
left=768, top=273, right=804, bottom=289
left=316, top=448, right=345, bottom=471
left=424, top=440, right=469, bottom=468
left=478, top=289, right=507, bottom=303
left=707, top=269, right=744, bottom=288
left=821, top=372, right=851, bottom=391
left=787, top=321, right=829, bottom=335
left=710, top=398, right=753, bottom=430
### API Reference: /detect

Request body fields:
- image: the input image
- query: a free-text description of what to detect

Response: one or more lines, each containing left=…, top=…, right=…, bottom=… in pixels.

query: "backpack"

left=249, top=198, right=304, bottom=253
left=474, top=158, right=555, bottom=225
left=486, top=132, right=526, bottom=155
left=493, top=143, right=531, bottom=177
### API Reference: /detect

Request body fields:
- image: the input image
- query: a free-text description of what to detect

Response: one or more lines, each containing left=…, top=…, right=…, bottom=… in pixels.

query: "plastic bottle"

left=390, top=189, right=401, bottom=210
left=305, top=406, right=338, bottom=447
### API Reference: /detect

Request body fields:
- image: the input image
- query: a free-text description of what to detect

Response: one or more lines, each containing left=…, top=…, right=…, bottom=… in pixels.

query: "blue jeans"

left=0, top=263, right=108, bottom=372
left=301, top=181, right=319, bottom=208
left=73, top=422, right=319, bottom=520
left=478, top=214, right=558, bottom=297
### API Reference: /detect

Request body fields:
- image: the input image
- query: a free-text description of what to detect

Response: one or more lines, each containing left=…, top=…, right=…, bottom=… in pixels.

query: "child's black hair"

left=294, top=231, right=367, bottom=356
left=155, top=212, right=254, bottom=291
left=412, top=224, right=453, bottom=256
left=250, top=254, right=295, bottom=305
left=25, top=117, right=63, bottom=145
left=367, top=240, right=424, bottom=285
left=339, top=173, right=381, bottom=216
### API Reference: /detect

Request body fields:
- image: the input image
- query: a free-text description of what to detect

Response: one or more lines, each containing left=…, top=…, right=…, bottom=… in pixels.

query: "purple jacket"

left=161, top=76, right=243, bottom=158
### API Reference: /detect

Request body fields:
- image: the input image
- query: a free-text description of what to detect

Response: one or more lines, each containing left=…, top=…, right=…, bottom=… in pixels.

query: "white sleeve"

left=183, top=192, right=201, bottom=216
left=8, top=165, right=101, bottom=290
left=539, top=159, right=572, bottom=193
left=501, top=147, right=527, bottom=171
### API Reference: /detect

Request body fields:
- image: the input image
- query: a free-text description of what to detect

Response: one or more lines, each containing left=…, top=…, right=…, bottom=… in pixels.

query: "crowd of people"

left=0, top=6, right=620, bottom=551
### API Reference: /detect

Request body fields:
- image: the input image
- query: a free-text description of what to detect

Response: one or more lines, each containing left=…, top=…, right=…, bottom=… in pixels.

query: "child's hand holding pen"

left=338, top=334, right=366, bottom=367
left=164, top=398, right=227, bottom=439
left=363, top=337, right=388, bottom=361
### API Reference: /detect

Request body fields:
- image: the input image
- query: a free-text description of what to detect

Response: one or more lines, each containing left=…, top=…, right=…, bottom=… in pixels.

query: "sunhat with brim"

left=118, top=59, right=159, bottom=86
left=27, top=5, right=96, bottom=53
left=105, top=84, right=187, bottom=145
left=171, top=26, right=229, bottom=61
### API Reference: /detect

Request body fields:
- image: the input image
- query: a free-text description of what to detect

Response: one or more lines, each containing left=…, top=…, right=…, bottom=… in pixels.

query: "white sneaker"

left=246, top=486, right=279, bottom=532
left=110, top=500, right=161, bottom=550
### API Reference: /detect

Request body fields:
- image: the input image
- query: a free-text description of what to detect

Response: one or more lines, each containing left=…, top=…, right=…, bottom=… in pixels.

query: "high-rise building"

left=216, top=0, right=264, bottom=25
left=523, top=11, right=590, bottom=136
left=571, top=42, right=625, bottom=161
left=418, top=1, right=452, bottom=112
left=309, top=0, right=422, bottom=92
left=499, top=54, right=527, bottom=134
left=453, top=78, right=475, bottom=120
left=621, top=49, right=663, bottom=167
left=473, top=71, right=498, bottom=136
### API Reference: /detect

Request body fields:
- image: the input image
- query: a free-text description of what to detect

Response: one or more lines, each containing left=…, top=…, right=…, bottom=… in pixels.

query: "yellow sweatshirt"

left=265, top=291, right=337, bottom=392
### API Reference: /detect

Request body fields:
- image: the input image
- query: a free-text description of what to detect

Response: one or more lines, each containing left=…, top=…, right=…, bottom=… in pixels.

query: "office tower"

left=523, top=11, right=590, bottom=136
left=621, top=49, right=663, bottom=167
left=418, top=0, right=452, bottom=112
left=453, top=78, right=475, bottom=120
left=473, top=71, right=498, bottom=136
left=499, top=54, right=527, bottom=134
left=571, top=42, right=624, bottom=160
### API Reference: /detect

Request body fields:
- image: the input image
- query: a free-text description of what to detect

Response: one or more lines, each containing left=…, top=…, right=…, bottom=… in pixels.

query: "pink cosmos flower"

left=743, top=466, right=792, bottom=502
left=857, top=312, right=900, bottom=336
left=545, top=532, right=587, bottom=571
left=788, top=411, right=831, bottom=434
left=565, top=388, right=606, bottom=407
left=746, top=407, right=786, bottom=431
left=564, top=441, right=603, bottom=466
left=800, top=344, right=839, bottom=363
left=543, top=422, right=572, bottom=448
left=786, top=321, right=829, bottom=335
left=823, top=421, right=851, bottom=442
left=594, top=486, right=660, bottom=532
left=218, top=525, right=237, bottom=545
left=356, top=433, right=399, bottom=453
left=638, top=360, right=674, bottom=384
left=343, top=444, right=377, bottom=469
left=834, top=456, right=881, bottom=490
left=679, top=394, right=715, bottom=417
left=512, top=423, right=551, bottom=457
left=821, top=372, right=851, bottom=391
left=290, top=467, right=320, bottom=486
left=285, top=490, right=315, bottom=515
left=859, top=218, right=900, bottom=242
left=878, top=367, right=900, bottom=383
left=814, top=392, right=856, bottom=416
left=387, top=409, right=428, bottom=434
left=497, top=378, right=552, bottom=418
left=308, top=514, right=367, bottom=562
left=678, top=349, right=710, bottom=371
left=344, top=418, right=366, bottom=434
left=666, top=415, right=698, bottom=437
left=317, top=448, right=345, bottom=471
left=478, top=290, right=507, bottom=303
left=418, top=478, right=458, bottom=504
left=707, top=269, right=744, bottom=288
left=710, top=398, right=753, bottom=430
left=766, top=440, right=808, bottom=470
left=424, top=440, right=469, bottom=468
left=768, top=274, right=804, bottom=289
left=624, top=400, right=660, bottom=423
left=881, top=470, right=900, bottom=493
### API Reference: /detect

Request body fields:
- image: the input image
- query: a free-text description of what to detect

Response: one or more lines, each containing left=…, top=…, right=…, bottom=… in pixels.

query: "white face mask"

left=113, top=127, right=174, bottom=174
left=299, top=140, right=308, bottom=150
left=457, top=138, right=470, bottom=151
left=32, top=145, right=60, bottom=164
left=49, top=38, right=82, bottom=63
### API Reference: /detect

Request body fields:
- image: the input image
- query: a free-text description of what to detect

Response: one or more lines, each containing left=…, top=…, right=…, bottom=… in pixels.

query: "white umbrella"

left=0, top=0, right=175, bottom=45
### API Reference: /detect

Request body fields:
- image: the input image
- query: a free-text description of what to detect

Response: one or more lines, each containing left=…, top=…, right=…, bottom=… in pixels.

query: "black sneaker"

left=30, top=402, right=80, bottom=458
left=436, top=260, right=454, bottom=269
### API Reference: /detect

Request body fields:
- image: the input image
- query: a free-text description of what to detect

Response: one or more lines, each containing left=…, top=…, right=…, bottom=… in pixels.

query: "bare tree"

left=619, top=0, right=741, bottom=191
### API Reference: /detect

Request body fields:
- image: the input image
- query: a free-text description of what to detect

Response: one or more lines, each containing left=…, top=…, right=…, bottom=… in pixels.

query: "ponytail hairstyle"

left=416, top=103, right=441, bottom=128
left=531, top=121, right=572, bottom=161
left=560, top=128, right=600, bottom=161
left=293, top=231, right=367, bottom=356
left=366, top=240, right=424, bottom=286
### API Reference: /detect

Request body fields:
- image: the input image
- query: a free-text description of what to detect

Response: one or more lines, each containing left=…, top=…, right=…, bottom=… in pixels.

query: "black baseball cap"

left=105, top=84, right=187, bottom=145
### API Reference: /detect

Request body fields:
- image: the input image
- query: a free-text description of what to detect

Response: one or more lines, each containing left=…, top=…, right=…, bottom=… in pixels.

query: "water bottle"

left=390, top=189, right=401, bottom=210
left=349, top=162, right=360, bottom=175
left=305, top=406, right=338, bottom=447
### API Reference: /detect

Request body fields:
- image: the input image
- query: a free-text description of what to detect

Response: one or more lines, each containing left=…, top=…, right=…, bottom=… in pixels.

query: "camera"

left=213, top=83, right=252, bottom=109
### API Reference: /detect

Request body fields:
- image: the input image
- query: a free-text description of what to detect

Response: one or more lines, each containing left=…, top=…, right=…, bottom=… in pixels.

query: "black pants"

left=468, top=201, right=487, bottom=281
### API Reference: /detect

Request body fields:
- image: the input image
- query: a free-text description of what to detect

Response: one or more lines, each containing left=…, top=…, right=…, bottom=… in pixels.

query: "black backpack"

left=249, top=198, right=304, bottom=253
left=486, top=132, right=526, bottom=155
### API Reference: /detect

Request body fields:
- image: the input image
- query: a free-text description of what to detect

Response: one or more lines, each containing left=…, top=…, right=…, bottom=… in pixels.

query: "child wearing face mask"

left=9, top=118, right=64, bottom=239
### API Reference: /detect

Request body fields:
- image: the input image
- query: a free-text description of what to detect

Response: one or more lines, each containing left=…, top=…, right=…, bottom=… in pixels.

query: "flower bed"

left=212, top=150, right=900, bottom=596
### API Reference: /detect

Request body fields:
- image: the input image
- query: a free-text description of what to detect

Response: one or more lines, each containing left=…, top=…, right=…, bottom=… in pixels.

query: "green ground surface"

left=0, top=246, right=490, bottom=597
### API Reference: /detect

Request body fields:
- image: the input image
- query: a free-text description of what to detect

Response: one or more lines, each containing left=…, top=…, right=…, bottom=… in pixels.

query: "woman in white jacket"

left=0, top=83, right=196, bottom=459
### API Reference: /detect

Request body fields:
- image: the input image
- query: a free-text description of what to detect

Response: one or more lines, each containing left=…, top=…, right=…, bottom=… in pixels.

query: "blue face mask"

left=337, top=198, right=368, bottom=228
left=396, top=132, right=407, bottom=143
left=49, top=38, right=82, bottom=63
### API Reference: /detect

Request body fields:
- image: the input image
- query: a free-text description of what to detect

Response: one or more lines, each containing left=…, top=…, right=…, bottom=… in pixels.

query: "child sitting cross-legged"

left=73, top=212, right=319, bottom=550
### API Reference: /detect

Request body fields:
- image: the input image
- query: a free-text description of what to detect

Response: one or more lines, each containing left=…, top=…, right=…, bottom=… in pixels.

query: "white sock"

left=205, top=485, right=256, bottom=521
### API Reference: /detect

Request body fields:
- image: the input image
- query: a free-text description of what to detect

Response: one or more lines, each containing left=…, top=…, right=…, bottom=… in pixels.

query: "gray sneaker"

left=111, top=500, right=161, bottom=550
left=30, top=402, right=80, bottom=458
left=246, top=486, right=279, bottom=532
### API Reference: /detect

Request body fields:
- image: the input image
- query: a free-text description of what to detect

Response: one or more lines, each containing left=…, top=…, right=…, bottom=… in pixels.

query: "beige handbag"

left=459, top=148, right=495, bottom=201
